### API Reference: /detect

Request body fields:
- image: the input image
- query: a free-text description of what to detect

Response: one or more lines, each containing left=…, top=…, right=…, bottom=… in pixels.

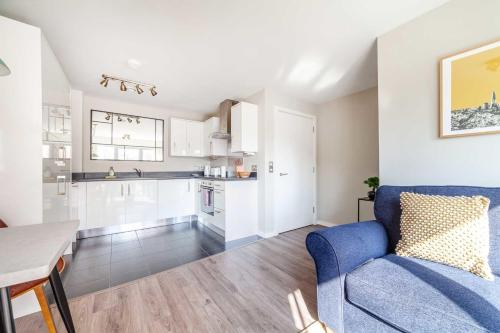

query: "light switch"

left=269, top=161, right=274, bottom=173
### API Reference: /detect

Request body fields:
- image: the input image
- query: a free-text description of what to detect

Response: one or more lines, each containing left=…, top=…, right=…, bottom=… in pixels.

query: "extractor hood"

left=211, top=99, right=238, bottom=139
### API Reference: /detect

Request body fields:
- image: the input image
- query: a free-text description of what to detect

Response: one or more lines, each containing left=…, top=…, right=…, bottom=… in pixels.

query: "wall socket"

left=268, top=161, right=274, bottom=173
left=251, top=164, right=257, bottom=172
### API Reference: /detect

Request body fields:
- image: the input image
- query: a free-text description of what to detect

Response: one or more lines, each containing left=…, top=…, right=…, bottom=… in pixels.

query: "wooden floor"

left=16, top=225, right=331, bottom=333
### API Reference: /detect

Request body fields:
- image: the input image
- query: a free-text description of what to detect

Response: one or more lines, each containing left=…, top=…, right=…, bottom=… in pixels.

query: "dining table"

left=0, top=220, right=78, bottom=333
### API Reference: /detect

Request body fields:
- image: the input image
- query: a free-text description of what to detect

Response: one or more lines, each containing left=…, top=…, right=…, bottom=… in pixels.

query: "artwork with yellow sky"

left=441, top=40, right=500, bottom=138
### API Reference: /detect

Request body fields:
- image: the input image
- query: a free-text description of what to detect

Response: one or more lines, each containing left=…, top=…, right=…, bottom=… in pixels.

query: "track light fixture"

left=100, top=75, right=109, bottom=87
left=99, top=74, right=157, bottom=97
left=127, top=117, right=132, bottom=123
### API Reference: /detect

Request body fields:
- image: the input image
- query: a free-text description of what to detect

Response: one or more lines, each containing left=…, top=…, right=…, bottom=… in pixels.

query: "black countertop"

left=72, top=171, right=257, bottom=182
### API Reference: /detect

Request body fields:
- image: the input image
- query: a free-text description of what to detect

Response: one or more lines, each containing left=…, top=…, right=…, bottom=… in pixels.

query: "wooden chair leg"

left=34, top=285, right=57, bottom=333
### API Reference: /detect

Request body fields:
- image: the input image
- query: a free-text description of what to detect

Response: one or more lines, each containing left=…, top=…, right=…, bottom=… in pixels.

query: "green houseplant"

left=364, top=176, right=379, bottom=200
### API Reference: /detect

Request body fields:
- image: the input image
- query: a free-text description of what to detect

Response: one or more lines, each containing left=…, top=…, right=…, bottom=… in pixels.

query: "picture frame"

left=440, top=39, right=500, bottom=138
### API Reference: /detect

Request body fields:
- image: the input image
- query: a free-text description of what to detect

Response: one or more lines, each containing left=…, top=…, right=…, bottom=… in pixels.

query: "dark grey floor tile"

left=110, top=256, right=149, bottom=275
left=111, top=246, right=144, bottom=263
left=145, top=253, right=179, bottom=274
left=77, top=235, right=111, bottom=248
left=110, top=268, right=151, bottom=287
left=66, top=264, right=110, bottom=286
left=111, top=239, right=141, bottom=253
left=72, top=245, right=111, bottom=259
left=111, top=231, right=138, bottom=244
left=176, top=249, right=209, bottom=266
left=70, top=253, right=111, bottom=271
left=202, top=245, right=225, bottom=255
left=65, top=278, right=110, bottom=299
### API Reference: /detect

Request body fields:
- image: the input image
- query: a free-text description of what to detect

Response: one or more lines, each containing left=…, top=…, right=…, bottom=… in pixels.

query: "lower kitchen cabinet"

left=158, top=179, right=195, bottom=219
left=125, top=180, right=158, bottom=224
left=86, top=181, right=126, bottom=229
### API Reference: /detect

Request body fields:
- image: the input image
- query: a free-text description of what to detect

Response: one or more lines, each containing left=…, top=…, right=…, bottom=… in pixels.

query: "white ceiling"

left=0, top=0, right=448, bottom=113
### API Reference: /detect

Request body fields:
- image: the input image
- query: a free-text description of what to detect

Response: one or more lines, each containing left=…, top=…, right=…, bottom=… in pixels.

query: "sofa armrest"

left=306, top=221, right=389, bottom=333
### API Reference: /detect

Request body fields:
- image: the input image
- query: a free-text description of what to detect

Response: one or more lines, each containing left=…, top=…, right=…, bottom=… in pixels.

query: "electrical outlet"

left=269, top=161, right=274, bottom=173
left=251, top=165, right=257, bottom=172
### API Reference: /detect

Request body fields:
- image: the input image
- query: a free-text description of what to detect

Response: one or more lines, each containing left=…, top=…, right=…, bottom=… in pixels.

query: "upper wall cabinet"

left=231, top=102, right=258, bottom=153
left=170, top=118, right=204, bottom=157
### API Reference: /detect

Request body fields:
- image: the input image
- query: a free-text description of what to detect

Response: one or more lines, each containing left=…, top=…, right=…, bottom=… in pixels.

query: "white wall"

left=80, top=94, right=211, bottom=172
left=0, top=16, right=43, bottom=318
left=317, top=88, right=378, bottom=224
left=378, top=0, right=500, bottom=186
left=71, top=89, right=84, bottom=172
left=42, top=34, right=70, bottom=106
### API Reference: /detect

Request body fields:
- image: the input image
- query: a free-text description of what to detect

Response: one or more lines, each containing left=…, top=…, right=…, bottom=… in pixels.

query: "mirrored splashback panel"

left=91, top=110, right=164, bottom=161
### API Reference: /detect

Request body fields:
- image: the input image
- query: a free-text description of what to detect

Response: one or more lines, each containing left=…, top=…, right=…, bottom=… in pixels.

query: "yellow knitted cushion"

left=395, top=192, right=493, bottom=280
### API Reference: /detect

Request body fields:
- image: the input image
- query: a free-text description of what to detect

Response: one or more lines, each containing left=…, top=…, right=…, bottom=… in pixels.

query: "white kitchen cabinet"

left=203, top=117, right=227, bottom=157
left=170, top=118, right=188, bottom=156
left=186, top=121, right=204, bottom=156
left=231, top=102, right=258, bottom=153
left=158, top=179, right=195, bottom=219
left=170, top=118, right=204, bottom=157
left=125, top=180, right=158, bottom=224
left=86, top=181, right=126, bottom=229
left=70, top=181, right=87, bottom=230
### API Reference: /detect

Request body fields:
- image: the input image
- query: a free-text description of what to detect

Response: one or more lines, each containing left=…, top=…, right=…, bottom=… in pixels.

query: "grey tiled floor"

left=45, top=221, right=230, bottom=302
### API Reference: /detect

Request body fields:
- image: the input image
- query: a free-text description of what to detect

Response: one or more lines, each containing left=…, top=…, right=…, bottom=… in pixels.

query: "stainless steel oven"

left=200, top=181, right=214, bottom=216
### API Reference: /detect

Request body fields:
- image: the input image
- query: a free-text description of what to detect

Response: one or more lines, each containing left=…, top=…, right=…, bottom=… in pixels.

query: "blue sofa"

left=306, top=186, right=500, bottom=333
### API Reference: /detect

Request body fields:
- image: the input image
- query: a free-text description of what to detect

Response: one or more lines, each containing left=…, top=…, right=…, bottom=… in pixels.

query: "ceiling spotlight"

left=120, top=81, right=127, bottom=91
left=127, top=117, right=132, bottom=123
left=105, top=113, right=111, bottom=121
left=136, top=85, right=144, bottom=94
left=150, top=87, right=157, bottom=96
left=100, top=76, right=109, bottom=87
left=117, top=116, right=123, bottom=122
left=136, top=117, right=141, bottom=124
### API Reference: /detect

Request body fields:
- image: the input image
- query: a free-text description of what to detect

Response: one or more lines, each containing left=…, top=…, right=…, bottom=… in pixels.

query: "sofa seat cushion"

left=345, top=254, right=500, bottom=333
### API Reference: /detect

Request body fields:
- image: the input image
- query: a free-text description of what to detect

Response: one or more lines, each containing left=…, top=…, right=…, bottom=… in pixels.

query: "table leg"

left=0, top=287, right=15, bottom=333
left=357, top=199, right=360, bottom=222
left=48, top=267, right=75, bottom=333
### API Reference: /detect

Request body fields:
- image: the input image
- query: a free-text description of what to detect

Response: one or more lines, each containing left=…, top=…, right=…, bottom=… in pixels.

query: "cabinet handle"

left=188, top=181, right=191, bottom=192
left=128, top=183, right=131, bottom=196
left=121, top=184, right=124, bottom=196
left=210, top=142, right=213, bottom=153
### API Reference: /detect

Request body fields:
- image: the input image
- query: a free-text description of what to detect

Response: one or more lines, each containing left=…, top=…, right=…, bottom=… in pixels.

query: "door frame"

left=273, top=106, right=317, bottom=233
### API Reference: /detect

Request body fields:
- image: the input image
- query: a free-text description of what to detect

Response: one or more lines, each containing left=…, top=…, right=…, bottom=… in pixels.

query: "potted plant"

left=364, top=176, right=379, bottom=200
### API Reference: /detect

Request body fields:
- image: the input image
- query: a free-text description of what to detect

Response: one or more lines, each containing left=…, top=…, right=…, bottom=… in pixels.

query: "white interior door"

left=274, top=108, right=315, bottom=233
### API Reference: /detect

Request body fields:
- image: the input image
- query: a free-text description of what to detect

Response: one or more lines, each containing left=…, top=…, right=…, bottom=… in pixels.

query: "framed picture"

left=440, top=39, right=500, bottom=138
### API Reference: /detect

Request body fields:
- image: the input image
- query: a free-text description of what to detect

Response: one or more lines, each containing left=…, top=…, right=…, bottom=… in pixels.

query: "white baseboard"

left=315, top=220, right=339, bottom=227
left=257, top=231, right=278, bottom=238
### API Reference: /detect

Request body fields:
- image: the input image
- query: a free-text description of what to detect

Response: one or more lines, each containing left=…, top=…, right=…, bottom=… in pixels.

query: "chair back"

left=374, top=185, right=500, bottom=275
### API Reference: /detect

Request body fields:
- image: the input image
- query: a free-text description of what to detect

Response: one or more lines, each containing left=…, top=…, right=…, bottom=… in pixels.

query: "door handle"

left=188, top=181, right=191, bottom=192
left=121, top=184, right=124, bottom=196
left=279, top=173, right=288, bottom=176
left=128, top=183, right=131, bottom=196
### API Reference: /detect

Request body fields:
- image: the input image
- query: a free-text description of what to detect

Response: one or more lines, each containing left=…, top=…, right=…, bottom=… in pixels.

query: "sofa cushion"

left=345, top=254, right=500, bottom=333
left=396, top=192, right=493, bottom=280
left=374, top=185, right=500, bottom=275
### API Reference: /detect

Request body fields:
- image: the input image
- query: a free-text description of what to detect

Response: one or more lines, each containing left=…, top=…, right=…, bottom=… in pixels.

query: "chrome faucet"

left=133, top=168, right=143, bottom=178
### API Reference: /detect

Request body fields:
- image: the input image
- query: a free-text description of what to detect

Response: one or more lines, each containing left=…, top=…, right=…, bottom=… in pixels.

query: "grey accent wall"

left=317, top=87, right=378, bottom=224
left=378, top=0, right=500, bottom=186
